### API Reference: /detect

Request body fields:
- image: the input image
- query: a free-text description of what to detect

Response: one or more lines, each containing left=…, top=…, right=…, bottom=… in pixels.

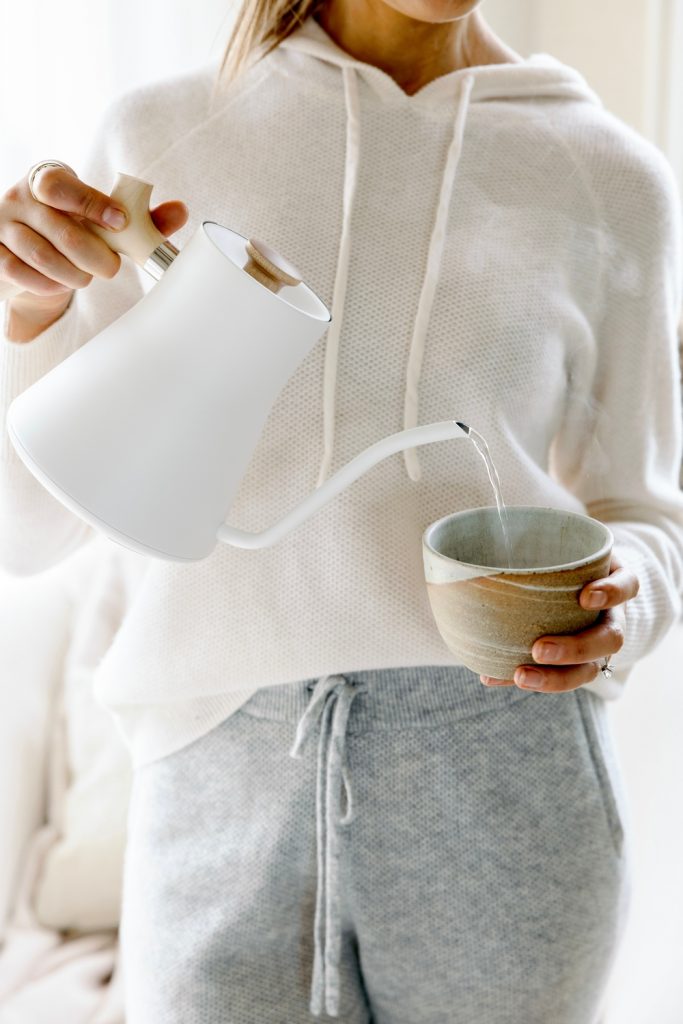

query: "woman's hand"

left=480, top=552, right=639, bottom=692
left=1, top=163, right=188, bottom=338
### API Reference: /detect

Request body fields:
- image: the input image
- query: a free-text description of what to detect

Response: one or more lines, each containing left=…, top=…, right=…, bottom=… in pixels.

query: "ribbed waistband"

left=238, top=664, right=533, bottom=733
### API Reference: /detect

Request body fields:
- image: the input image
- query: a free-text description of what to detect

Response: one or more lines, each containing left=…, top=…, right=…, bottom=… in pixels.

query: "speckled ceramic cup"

left=422, top=505, right=613, bottom=680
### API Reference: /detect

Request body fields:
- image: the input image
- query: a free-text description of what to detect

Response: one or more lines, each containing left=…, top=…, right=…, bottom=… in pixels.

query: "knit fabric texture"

left=120, top=665, right=630, bottom=1022
left=1, top=15, right=682, bottom=767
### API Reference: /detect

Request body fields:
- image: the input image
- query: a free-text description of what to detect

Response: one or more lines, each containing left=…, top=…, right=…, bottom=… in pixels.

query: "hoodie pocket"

left=574, top=688, right=626, bottom=860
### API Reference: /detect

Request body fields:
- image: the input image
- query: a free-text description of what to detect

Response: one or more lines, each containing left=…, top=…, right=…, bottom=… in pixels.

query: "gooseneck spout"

left=216, top=420, right=471, bottom=550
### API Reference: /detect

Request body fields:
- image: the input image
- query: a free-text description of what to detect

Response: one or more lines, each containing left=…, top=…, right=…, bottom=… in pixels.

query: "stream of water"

left=466, top=426, right=513, bottom=569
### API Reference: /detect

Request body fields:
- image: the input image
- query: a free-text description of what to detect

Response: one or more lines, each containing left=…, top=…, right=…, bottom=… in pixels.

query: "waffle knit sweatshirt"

left=1, top=16, right=683, bottom=768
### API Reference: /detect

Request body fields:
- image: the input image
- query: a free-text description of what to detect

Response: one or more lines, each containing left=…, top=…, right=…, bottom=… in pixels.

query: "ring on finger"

left=27, top=160, right=76, bottom=203
left=599, top=655, right=613, bottom=679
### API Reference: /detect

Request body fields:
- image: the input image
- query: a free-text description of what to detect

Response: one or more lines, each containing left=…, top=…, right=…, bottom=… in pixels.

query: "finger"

left=149, top=200, right=189, bottom=238
left=579, top=566, right=639, bottom=610
left=3, top=220, right=95, bottom=291
left=530, top=607, right=624, bottom=666
left=0, top=241, right=74, bottom=297
left=14, top=199, right=187, bottom=290
left=19, top=203, right=121, bottom=281
left=514, top=661, right=600, bottom=693
left=30, top=165, right=129, bottom=231
left=479, top=675, right=515, bottom=686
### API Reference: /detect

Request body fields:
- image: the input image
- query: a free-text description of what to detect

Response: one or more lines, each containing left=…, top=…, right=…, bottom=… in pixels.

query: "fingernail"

left=516, top=670, right=545, bottom=689
left=586, top=589, right=607, bottom=609
left=535, top=643, right=561, bottom=662
left=102, top=206, right=127, bottom=230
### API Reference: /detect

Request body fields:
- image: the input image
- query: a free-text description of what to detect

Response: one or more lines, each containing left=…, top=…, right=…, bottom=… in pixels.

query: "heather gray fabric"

left=120, top=665, right=631, bottom=1024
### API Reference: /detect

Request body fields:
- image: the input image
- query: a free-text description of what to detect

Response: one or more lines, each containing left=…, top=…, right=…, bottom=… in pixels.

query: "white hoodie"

left=1, top=15, right=682, bottom=767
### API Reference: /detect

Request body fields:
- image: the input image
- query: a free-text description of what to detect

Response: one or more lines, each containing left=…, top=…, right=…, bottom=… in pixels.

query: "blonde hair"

left=212, top=0, right=324, bottom=100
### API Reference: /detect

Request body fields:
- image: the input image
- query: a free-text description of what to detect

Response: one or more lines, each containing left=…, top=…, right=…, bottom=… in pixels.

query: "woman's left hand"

left=480, top=552, right=639, bottom=692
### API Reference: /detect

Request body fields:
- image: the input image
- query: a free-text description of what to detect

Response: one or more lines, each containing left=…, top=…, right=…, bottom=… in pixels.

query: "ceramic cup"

left=422, top=505, right=613, bottom=680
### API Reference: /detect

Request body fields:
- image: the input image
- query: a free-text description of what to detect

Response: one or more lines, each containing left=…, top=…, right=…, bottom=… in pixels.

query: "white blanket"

left=0, top=537, right=149, bottom=1021
left=0, top=827, right=123, bottom=1023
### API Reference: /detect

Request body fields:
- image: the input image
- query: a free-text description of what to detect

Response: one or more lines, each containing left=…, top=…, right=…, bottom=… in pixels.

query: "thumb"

left=149, top=200, right=189, bottom=239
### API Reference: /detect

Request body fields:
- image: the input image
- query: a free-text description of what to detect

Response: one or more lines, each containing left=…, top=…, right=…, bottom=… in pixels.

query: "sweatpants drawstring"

left=289, top=674, right=365, bottom=1018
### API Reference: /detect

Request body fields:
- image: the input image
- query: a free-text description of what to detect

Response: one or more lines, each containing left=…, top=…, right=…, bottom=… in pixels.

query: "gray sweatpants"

left=120, top=665, right=631, bottom=1023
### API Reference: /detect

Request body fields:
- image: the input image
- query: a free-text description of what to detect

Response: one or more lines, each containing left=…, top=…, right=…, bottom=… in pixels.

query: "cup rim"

left=422, top=504, right=614, bottom=575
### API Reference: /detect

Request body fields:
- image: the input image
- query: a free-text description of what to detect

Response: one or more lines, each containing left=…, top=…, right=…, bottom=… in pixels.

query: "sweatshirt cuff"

left=1, top=295, right=79, bottom=461
left=607, top=527, right=682, bottom=672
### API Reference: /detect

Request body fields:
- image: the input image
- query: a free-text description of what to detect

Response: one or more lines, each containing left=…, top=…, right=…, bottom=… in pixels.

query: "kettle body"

left=7, top=221, right=331, bottom=560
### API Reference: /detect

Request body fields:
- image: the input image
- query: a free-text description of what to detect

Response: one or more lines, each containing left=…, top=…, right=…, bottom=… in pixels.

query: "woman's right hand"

left=0, top=163, right=188, bottom=335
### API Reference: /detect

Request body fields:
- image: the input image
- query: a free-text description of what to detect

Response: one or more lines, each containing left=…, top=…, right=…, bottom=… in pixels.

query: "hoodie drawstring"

left=316, top=68, right=475, bottom=487
left=403, top=72, right=475, bottom=481
left=316, top=65, right=361, bottom=488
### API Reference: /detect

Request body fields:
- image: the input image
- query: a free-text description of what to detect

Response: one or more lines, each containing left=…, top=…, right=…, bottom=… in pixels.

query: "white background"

left=1, top=1, right=682, bottom=1020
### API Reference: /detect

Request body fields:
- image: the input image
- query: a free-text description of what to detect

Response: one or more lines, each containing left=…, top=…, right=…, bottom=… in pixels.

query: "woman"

left=1, top=0, right=682, bottom=1020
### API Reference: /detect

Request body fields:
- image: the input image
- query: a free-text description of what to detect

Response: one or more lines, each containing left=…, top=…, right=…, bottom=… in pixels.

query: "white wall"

left=0, top=0, right=232, bottom=187
left=481, top=0, right=534, bottom=58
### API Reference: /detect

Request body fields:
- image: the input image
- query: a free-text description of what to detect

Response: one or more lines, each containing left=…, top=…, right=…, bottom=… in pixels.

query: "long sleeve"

left=0, top=101, right=147, bottom=576
left=550, top=126, right=683, bottom=675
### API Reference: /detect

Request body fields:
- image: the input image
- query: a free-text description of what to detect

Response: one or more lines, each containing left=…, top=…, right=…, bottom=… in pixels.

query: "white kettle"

left=6, top=174, right=470, bottom=562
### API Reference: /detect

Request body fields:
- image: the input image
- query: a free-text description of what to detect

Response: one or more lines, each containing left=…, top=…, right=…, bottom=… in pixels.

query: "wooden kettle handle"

left=0, top=172, right=169, bottom=303
left=91, top=199, right=303, bottom=293
left=87, top=172, right=168, bottom=264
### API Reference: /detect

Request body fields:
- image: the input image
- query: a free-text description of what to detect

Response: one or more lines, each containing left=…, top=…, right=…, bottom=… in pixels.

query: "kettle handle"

left=0, top=172, right=171, bottom=302
left=216, top=420, right=471, bottom=550
left=87, top=172, right=170, bottom=267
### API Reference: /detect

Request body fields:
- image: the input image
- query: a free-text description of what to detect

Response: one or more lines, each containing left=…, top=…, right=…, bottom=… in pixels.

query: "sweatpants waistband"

left=237, top=663, right=533, bottom=733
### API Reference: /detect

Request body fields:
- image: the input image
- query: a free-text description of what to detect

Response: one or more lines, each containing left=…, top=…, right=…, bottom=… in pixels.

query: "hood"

left=277, top=16, right=603, bottom=485
left=280, top=16, right=602, bottom=109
